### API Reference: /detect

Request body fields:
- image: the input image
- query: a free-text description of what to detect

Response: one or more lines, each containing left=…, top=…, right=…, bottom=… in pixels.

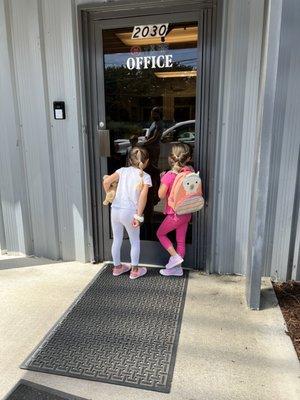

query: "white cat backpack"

left=168, top=169, right=204, bottom=215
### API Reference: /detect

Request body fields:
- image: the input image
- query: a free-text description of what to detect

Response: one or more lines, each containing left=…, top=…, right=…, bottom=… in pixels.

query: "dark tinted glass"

left=102, top=22, right=198, bottom=242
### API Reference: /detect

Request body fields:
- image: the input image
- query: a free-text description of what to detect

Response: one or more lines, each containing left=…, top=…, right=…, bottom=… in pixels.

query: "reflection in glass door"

left=99, top=19, right=199, bottom=265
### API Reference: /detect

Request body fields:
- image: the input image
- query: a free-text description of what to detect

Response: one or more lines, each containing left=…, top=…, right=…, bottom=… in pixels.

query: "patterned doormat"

left=21, top=265, right=189, bottom=393
left=3, top=380, right=87, bottom=400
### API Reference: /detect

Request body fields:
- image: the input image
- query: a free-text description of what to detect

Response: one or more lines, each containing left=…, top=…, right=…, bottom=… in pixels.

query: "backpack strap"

left=168, top=170, right=189, bottom=211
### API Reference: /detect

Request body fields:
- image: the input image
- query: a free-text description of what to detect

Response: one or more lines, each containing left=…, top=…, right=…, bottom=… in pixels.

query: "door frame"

left=95, top=12, right=203, bottom=267
left=79, top=0, right=220, bottom=270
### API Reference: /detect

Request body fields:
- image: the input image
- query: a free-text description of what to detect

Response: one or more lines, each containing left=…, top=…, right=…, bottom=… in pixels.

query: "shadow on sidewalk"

left=260, top=286, right=278, bottom=310
left=0, top=256, right=60, bottom=271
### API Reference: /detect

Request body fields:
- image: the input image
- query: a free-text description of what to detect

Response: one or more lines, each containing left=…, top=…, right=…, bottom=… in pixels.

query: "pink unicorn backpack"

left=168, top=169, right=204, bottom=215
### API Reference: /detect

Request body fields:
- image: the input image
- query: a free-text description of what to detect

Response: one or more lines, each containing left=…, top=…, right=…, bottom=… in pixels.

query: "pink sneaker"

left=165, top=254, right=184, bottom=269
left=159, top=266, right=183, bottom=277
left=112, top=264, right=131, bottom=276
left=130, top=267, right=147, bottom=280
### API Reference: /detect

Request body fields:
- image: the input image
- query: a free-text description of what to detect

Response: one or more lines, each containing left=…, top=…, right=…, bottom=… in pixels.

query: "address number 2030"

left=131, top=24, right=169, bottom=39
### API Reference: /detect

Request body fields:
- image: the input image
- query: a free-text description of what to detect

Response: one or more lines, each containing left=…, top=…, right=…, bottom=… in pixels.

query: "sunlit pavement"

left=0, top=255, right=299, bottom=400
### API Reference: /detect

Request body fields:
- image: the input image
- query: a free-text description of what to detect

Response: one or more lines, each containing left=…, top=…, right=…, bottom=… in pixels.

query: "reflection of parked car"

left=114, top=129, right=148, bottom=155
left=177, top=131, right=195, bottom=143
left=159, top=120, right=196, bottom=170
left=161, top=120, right=195, bottom=144
left=113, top=121, right=196, bottom=170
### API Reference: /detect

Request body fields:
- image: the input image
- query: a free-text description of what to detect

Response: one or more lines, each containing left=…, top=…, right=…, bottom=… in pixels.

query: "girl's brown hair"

left=129, top=146, right=149, bottom=190
left=169, top=143, right=191, bottom=173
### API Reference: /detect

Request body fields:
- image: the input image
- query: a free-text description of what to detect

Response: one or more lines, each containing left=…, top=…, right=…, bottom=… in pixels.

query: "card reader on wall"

left=53, top=101, right=66, bottom=120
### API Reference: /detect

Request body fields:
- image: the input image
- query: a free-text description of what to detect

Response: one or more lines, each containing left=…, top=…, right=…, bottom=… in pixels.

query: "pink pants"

left=156, top=214, right=191, bottom=257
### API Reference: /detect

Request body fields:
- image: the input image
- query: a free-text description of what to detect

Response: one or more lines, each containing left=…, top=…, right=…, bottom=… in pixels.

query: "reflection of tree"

left=104, top=62, right=196, bottom=123
left=109, top=121, right=141, bottom=140
left=105, top=66, right=159, bottom=99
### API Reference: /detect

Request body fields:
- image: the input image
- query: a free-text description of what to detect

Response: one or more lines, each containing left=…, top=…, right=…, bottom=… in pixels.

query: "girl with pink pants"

left=157, top=143, right=193, bottom=276
left=157, top=213, right=191, bottom=259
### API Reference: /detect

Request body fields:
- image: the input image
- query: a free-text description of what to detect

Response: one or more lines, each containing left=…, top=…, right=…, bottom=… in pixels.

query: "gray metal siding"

left=0, top=0, right=32, bottom=255
left=213, top=0, right=265, bottom=275
left=212, top=0, right=300, bottom=280
left=0, top=0, right=89, bottom=261
left=41, top=0, right=88, bottom=261
left=264, top=0, right=300, bottom=280
left=245, top=0, right=281, bottom=308
left=9, top=0, right=60, bottom=259
left=234, top=0, right=265, bottom=276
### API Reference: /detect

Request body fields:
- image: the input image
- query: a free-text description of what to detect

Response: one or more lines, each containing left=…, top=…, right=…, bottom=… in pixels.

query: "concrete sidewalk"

left=0, top=255, right=299, bottom=400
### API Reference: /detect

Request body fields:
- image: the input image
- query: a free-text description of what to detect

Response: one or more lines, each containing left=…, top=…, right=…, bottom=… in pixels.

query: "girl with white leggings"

left=103, top=147, right=152, bottom=279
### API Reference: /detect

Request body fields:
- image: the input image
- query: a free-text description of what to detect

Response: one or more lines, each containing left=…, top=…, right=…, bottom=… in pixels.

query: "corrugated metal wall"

left=0, top=0, right=33, bottom=256
left=212, top=0, right=265, bottom=275
left=264, top=0, right=300, bottom=281
left=214, top=0, right=271, bottom=278
left=0, top=0, right=299, bottom=279
left=212, top=0, right=300, bottom=280
left=0, top=0, right=89, bottom=261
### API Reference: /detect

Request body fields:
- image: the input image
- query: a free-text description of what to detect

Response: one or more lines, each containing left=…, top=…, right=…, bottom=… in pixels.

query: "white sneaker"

left=159, top=266, right=183, bottom=276
left=165, top=254, right=184, bottom=269
left=129, top=267, right=147, bottom=280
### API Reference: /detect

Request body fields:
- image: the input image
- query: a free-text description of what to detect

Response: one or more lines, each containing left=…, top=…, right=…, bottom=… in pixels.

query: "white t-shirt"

left=112, top=166, right=152, bottom=210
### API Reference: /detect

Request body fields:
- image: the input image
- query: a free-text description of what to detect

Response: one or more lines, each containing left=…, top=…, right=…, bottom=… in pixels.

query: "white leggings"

left=111, top=208, right=140, bottom=266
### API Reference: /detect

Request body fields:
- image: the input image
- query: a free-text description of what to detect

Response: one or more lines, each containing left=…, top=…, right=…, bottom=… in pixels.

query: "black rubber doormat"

left=3, top=379, right=87, bottom=400
left=21, top=265, right=189, bottom=393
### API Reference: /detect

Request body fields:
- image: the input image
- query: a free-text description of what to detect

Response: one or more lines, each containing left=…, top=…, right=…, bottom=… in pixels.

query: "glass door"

left=94, top=13, right=202, bottom=266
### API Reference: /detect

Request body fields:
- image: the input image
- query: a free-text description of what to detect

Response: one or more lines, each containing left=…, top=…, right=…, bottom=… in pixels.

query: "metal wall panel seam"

left=227, top=0, right=250, bottom=274
left=5, top=0, right=34, bottom=255
left=0, top=0, right=18, bottom=253
left=229, top=0, right=252, bottom=275
left=246, top=0, right=278, bottom=309
left=213, top=0, right=234, bottom=274
left=210, top=0, right=228, bottom=273
left=220, top=0, right=237, bottom=274
left=6, top=0, right=34, bottom=255
left=213, top=0, right=233, bottom=274
left=258, top=0, right=282, bottom=278
left=37, top=0, right=61, bottom=259
left=206, top=0, right=225, bottom=273
left=264, top=1, right=290, bottom=279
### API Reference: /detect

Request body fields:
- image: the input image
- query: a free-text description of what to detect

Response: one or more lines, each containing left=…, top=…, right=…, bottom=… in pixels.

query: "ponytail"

left=169, top=143, right=191, bottom=173
left=129, top=147, right=149, bottom=190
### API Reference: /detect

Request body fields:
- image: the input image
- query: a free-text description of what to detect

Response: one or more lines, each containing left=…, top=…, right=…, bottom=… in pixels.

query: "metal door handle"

left=98, top=129, right=111, bottom=157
